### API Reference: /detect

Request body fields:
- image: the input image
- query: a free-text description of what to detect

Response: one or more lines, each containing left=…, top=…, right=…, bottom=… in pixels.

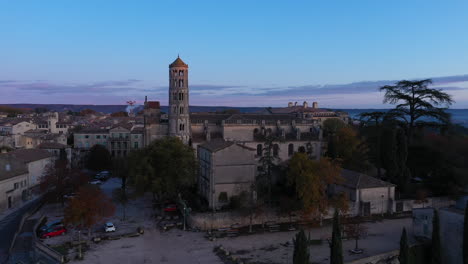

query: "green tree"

left=464, top=201, right=468, bottom=264
left=380, top=127, right=411, bottom=193
left=258, top=134, right=282, bottom=204
left=288, top=153, right=342, bottom=217
left=399, top=228, right=410, bottom=264
left=358, top=111, right=388, bottom=178
left=330, top=210, right=343, bottom=264
left=293, top=229, right=310, bottom=264
left=323, top=118, right=346, bottom=136
left=432, top=210, right=441, bottom=264
left=380, top=79, right=453, bottom=142
left=326, top=126, right=370, bottom=173
left=128, top=137, right=197, bottom=201
left=86, top=144, right=112, bottom=171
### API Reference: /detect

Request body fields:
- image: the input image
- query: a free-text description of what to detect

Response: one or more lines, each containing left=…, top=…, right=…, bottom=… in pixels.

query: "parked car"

left=104, top=222, right=116, bottom=232
left=41, top=226, right=66, bottom=239
left=63, top=193, right=76, bottom=199
left=95, top=171, right=110, bottom=180
left=89, top=179, right=102, bottom=185
left=163, top=204, right=177, bottom=212
left=40, top=220, right=63, bottom=233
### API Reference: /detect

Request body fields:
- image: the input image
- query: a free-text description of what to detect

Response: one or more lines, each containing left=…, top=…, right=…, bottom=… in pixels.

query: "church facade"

left=143, top=57, right=349, bottom=207
left=143, top=56, right=348, bottom=155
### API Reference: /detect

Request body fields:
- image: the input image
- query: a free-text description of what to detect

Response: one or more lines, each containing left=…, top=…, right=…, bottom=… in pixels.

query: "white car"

left=105, top=222, right=116, bottom=232
left=89, top=179, right=102, bottom=185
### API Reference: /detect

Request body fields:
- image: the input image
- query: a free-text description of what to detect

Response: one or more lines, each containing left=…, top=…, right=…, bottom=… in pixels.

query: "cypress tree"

left=330, top=210, right=343, bottom=264
left=464, top=201, right=468, bottom=264
left=293, top=229, right=309, bottom=264
left=432, top=210, right=441, bottom=264
left=399, top=228, right=410, bottom=264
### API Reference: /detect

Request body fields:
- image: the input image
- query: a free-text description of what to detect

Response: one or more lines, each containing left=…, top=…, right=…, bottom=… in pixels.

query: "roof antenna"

left=178, top=53, right=180, bottom=58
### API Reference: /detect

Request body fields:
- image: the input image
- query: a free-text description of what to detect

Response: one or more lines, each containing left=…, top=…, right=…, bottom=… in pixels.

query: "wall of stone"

left=439, top=208, right=463, bottom=264
left=345, top=250, right=399, bottom=264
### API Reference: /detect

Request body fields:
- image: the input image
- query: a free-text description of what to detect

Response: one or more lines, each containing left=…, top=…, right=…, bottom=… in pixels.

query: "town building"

left=330, top=169, right=396, bottom=216
left=198, top=139, right=257, bottom=209
left=0, top=158, right=29, bottom=213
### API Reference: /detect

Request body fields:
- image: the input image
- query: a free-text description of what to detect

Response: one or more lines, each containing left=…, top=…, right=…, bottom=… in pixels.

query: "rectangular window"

left=96, top=135, right=101, bottom=139
left=134, top=142, right=138, bottom=149
left=14, top=183, right=19, bottom=189
left=134, top=135, right=138, bottom=139
left=85, top=135, right=89, bottom=139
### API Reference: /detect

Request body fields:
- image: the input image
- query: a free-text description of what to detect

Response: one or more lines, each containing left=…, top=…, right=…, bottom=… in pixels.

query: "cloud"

left=1, top=75, right=467, bottom=107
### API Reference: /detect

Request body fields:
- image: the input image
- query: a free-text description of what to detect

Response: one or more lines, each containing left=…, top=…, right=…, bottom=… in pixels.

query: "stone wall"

left=345, top=250, right=399, bottom=264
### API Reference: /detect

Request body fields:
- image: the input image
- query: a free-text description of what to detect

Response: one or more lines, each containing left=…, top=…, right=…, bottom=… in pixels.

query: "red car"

left=41, top=226, right=66, bottom=239
left=163, top=204, right=177, bottom=212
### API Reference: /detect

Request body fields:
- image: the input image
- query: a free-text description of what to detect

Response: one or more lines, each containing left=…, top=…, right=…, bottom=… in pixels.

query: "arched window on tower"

left=179, top=124, right=185, bottom=131
left=179, top=70, right=184, bottom=76
left=173, top=80, right=177, bottom=87
left=288, top=143, right=294, bottom=156
left=179, top=80, right=184, bottom=87
left=179, top=107, right=184, bottom=114
left=173, top=106, right=177, bottom=114
left=179, top=93, right=184, bottom=100
left=257, top=144, right=263, bottom=157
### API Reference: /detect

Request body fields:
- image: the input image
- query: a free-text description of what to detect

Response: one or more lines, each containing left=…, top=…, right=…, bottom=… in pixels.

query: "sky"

left=1, top=0, right=468, bottom=108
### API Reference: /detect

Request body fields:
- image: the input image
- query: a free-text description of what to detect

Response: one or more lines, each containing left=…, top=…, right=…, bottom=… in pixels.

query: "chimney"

left=312, top=102, right=318, bottom=109
left=288, top=102, right=293, bottom=107
left=303, top=101, right=308, bottom=108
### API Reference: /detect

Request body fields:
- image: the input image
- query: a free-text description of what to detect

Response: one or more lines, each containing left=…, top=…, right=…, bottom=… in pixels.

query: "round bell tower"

left=168, top=56, right=190, bottom=143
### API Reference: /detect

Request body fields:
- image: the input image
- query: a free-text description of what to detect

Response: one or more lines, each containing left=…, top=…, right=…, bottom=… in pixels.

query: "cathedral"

left=143, top=56, right=349, bottom=208
left=143, top=56, right=348, bottom=155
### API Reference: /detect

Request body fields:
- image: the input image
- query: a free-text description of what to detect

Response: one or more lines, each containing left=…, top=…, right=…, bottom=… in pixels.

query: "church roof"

left=169, top=56, right=188, bottom=68
left=340, top=169, right=395, bottom=189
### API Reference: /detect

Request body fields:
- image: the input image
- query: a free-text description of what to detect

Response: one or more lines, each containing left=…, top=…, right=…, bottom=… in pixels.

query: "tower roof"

left=169, top=56, right=188, bottom=68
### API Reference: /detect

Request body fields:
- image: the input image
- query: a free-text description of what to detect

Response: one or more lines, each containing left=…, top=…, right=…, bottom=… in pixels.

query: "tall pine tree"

left=432, top=210, right=441, bottom=264
left=293, top=229, right=310, bottom=264
left=399, top=228, right=410, bottom=264
left=330, top=210, right=343, bottom=264
left=464, top=201, right=468, bottom=264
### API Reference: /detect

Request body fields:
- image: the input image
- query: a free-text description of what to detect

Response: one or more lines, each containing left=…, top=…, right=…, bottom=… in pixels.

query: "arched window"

left=173, top=80, right=177, bottom=86
left=273, top=144, right=279, bottom=157
left=179, top=107, right=184, bottom=114
left=298, top=146, right=306, bottom=153
left=288, top=143, right=294, bottom=156
left=257, top=144, right=263, bottom=156
left=179, top=93, right=184, bottom=100
left=306, top=143, right=313, bottom=154
left=179, top=70, right=184, bottom=76
left=179, top=79, right=184, bottom=87
left=179, top=124, right=184, bottom=131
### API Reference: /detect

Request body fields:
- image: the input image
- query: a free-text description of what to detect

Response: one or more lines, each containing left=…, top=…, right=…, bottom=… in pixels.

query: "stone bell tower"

left=168, top=56, right=190, bottom=143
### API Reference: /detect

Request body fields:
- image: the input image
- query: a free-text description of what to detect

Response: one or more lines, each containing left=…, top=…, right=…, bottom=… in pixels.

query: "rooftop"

left=0, top=149, right=54, bottom=164
left=169, top=56, right=188, bottom=68
left=340, top=169, right=395, bottom=189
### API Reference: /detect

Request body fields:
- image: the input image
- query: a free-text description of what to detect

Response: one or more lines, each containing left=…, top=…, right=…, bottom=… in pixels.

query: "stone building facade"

left=140, top=56, right=350, bottom=208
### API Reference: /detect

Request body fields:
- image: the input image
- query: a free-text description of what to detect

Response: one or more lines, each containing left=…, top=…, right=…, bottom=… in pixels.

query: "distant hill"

left=2, top=104, right=467, bottom=127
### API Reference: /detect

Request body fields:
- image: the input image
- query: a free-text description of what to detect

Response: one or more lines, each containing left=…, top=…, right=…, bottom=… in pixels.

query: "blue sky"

left=1, top=0, right=468, bottom=108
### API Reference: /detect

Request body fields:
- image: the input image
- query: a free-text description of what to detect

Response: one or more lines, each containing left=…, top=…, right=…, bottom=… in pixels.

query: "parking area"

left=67, top=217, right=413, bottom=264
left=34, top=177, right=415, bottom=263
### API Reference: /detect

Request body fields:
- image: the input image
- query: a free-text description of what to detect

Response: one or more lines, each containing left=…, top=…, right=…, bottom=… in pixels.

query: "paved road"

left=0, top=198, right=42, bottom=263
